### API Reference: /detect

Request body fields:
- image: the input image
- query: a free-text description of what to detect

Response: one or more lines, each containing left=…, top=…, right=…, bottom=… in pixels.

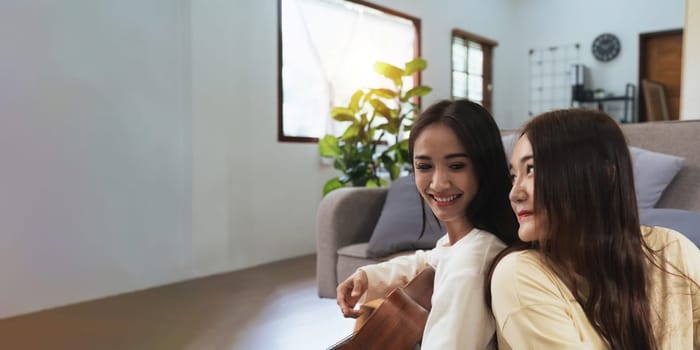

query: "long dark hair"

left=408, top=99, right=518, bottom=246
left=489, top=109, right=657, bottom=349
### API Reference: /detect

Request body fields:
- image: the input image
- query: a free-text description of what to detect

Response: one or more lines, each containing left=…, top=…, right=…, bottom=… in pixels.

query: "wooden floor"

left=0, top=255, right=355, bottom=350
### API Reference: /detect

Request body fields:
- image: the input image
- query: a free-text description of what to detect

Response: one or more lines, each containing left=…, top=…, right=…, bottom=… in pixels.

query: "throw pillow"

left=501, top=133, right=518, bottom=162
left=639, top=208, right=700, bottom=247
left=366, top=176, right=442, bottom=258
left=630, top=147, right=685, bottom=209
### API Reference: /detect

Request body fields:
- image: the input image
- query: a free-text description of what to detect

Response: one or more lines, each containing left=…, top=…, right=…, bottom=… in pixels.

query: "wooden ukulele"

left=328, top=267, right=435, bottom=350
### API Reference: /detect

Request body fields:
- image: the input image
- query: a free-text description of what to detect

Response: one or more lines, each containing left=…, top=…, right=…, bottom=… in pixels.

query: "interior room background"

left=0, top=0, right=696, bottom=319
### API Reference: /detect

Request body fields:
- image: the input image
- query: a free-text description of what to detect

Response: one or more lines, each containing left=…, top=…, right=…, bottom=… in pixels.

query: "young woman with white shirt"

left=336, top=99, right=518, bottom=349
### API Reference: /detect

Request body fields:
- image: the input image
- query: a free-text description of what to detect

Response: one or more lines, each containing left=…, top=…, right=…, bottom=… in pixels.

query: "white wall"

left=681, top=0, right=700, bottom=119
left=506, top=0, right=686, bottom=126
left=0, top=1, right=192, bottom=317
left=0, top=0, right=689, bottom=319
left=191, top=0, right=334, bottom=276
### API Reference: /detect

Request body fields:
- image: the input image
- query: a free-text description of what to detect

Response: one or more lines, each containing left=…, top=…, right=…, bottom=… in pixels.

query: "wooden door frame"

left=638, top=28, right=682, bottom=122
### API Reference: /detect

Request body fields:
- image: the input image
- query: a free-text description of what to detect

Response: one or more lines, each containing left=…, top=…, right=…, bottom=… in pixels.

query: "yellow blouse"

left=491, top=226, right=700, bottom=350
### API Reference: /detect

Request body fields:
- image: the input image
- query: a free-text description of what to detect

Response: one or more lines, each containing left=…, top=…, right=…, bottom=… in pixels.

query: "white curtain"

left=281, top=0, right=416, bottom=138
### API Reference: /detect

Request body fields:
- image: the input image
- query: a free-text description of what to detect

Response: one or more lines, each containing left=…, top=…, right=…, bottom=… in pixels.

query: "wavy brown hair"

left=488, top=109, right=657, bottom=349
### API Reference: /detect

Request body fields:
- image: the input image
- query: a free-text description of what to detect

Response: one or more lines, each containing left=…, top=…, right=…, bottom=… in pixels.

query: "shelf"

left=577, top=95, right=632, bottom=103
left=571, top=83, right=636, bottom=123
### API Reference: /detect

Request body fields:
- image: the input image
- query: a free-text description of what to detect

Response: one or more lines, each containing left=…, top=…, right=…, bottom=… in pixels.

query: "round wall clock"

left=591, top=33, right=621, bottom=62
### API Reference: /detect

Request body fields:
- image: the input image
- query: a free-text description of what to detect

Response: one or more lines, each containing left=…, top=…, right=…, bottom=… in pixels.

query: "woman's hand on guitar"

left=336, top=270, right=368, bottom=318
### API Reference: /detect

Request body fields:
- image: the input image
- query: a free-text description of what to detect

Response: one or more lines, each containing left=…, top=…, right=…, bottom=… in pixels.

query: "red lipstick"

left=516, top=210, right=533, bottom=221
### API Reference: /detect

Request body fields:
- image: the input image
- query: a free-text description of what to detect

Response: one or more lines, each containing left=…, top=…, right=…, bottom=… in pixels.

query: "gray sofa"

left=316, top=120, right=700, bottom=298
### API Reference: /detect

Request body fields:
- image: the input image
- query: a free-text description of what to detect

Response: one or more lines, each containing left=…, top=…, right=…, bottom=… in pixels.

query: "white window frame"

left=451, top=29, right=497, bottom=111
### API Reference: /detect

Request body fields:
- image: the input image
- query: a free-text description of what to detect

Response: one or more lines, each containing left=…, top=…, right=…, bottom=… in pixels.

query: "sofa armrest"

left=316, top=187, right=388, bottom=298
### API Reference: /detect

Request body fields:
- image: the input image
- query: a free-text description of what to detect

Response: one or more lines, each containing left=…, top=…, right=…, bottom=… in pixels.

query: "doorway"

left=638, top=29, right=683, bottom=122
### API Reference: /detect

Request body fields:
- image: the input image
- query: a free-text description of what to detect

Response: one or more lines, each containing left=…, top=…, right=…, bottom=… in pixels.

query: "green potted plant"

left=319, top=57, right=431, bottom=196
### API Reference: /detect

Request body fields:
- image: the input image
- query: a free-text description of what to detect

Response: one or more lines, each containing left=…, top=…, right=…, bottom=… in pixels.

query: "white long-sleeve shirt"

left=358, top=228, right=506, bottom=350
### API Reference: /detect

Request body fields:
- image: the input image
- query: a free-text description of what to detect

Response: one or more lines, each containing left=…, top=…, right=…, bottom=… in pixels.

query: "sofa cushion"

left=366, top=176, right=442, bottom=258
left=339, top=243, right=419, bottom=260
left=337, top=243, right=413, bottom=287
left=639, top=208, right=700, bottom=247
left=630, top=147, right=685, bottom=209
left=338, top=243, right=374, bottom=259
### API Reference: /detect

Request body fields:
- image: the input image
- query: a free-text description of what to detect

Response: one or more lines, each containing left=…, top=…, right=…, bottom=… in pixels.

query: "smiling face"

left=509, top=135, right=546, bottom=242
left=413, top=123, right=477, bottom=239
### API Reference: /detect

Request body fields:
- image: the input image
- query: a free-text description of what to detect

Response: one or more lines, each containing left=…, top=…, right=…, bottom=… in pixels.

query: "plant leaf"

left=334, top=158, right=346, bottom=172
left=370, top=88, right=396, bottom=99
left=331, top=107, right=357, bottom=122
left=366, top=178, right=380, bottom=188
left=369, top=99, right=391, bottom=119
left=397, top=139, right=409, bottom=152
left=318, top=134, right=341, bottom=158
left=349, top=90, right=364, bottom=112
left=322, top=177, right=346, bottom=197
left=376, top=123, right=391, bottom=131
left=373, top=61, right=404, bottom=84
left=341, top=124, right=361, bottom=141
left=404, top=57, right=427, bottom=76
left=383, top=118, right=400, bottom=134
left=387, top=163, right=401, bottom=180
left=402, top=86, right=433, bottom=101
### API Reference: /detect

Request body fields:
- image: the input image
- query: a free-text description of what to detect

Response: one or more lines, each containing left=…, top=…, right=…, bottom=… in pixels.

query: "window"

left=278, top=0, right=420, bottom=142
left=451, top=29, right=497, bottom=111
